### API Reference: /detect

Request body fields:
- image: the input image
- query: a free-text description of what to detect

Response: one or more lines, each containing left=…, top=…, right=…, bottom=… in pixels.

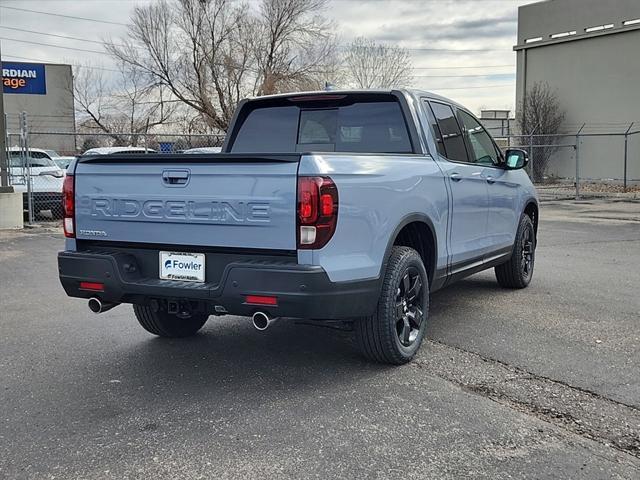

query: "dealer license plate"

left=159, top=251, right=205, bottom=282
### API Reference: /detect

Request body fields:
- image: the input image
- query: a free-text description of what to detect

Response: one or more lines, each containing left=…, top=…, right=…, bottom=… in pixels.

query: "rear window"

left=230, top=96, right=412, bottom=154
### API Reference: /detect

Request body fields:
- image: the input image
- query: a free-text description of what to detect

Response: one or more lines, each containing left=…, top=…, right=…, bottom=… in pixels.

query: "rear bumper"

left=58, top=250, right=380, bottom=319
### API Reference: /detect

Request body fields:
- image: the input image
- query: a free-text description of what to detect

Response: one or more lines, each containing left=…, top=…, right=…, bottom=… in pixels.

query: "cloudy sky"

left=0, top=0, right=539, bottom=114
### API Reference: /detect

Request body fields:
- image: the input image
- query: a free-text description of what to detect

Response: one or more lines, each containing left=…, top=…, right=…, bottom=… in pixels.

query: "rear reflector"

left=79, top=281, right=104, bottom=292
left=245, top=295, right=278, bottom=306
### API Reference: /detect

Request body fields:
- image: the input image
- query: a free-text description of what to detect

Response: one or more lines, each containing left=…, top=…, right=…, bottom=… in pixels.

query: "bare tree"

left=517, top=82, right=565, bottom=182
left=253, top=0, right=337, bottom=94
left=106, top=0, right=337, bottom=132
left=73, top=63, right=176, bottom=146
left=343, top=37, right=412, bottom=89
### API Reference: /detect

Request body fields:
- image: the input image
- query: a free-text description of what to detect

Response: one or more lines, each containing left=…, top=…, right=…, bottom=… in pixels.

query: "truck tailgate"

left=74, top=154, right=299, bottom=250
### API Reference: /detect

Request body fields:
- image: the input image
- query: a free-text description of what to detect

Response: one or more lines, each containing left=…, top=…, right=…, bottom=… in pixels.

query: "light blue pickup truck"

left=58, top=89, right=538, bottom=364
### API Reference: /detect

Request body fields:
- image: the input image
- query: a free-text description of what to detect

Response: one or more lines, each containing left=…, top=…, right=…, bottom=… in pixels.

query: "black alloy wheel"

left=395, top=266, right=424, bottom=347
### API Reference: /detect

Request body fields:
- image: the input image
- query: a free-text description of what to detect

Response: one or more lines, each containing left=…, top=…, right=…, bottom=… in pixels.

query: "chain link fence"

left=67, top=131, right=226, bottom=155
left=5, top=113, right=640, bottom=225
left=496, top=124, right=640, bottom=199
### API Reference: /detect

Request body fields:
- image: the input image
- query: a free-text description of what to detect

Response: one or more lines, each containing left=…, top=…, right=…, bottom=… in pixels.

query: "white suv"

left=8, top=147, right=66, bottom=217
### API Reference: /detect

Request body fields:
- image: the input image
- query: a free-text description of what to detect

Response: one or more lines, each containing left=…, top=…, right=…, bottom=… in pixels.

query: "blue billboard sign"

left=2, top=62, right=47, bottom=95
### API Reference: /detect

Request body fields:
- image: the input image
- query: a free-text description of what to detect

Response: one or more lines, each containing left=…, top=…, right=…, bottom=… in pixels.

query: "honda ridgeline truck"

left=58, top=90, right=538, bottom=365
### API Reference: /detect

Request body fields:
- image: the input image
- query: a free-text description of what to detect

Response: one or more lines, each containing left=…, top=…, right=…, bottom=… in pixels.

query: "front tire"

left=495, top=214, right=536, bottom=289
left=133, top=305, right=209, bottom=338
left=355, top=246, right=429, bottom=365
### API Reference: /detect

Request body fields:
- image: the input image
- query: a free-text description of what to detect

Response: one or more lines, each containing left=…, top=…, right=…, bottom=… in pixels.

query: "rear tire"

left=495, top=214, right=536, bottom=289
left=133, top=305, right=209, bottom=338
left=355, top=246, right=429, bottom=365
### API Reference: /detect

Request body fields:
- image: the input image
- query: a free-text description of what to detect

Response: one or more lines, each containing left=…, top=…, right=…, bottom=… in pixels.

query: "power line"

left=338, top=44, right=507, bottom=53
left=0, top=27, right=517, bottom=70
left=427, top=84, right=515, bottom=90
left=1, top=54, right=120, bottom=73
left=329, top=0, right=516, bottom=1
left=0, top=35, right=510, bottom=55
left=413, top=73, right=514, bottom=78
left=0, top=25, right=129, bottom=49
left=412, top=64, right=514, bottom=70
left=0, top=50, right=516, bottom=90
left=0, top=5, right=127, bottom=26
left=2, top=37, right=516, bottom=75
left=0, top=37, right=107, bottom=55
left=2, top=37, right=513, bottom=73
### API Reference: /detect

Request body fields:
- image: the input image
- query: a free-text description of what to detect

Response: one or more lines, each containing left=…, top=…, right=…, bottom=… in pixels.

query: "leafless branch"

left=105, top=0, right=337, bottom=132
left=343, top=37, right=413, bottom=89
left=517, top=82, right=566, bottom=182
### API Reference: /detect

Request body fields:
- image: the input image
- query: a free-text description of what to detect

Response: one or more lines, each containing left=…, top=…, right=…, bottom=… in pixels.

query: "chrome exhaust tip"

left=88, top=297, right=102, bottom=313
left=88, top=297, right=118, bottom=314
left=252, top=311, right=278, bottom=331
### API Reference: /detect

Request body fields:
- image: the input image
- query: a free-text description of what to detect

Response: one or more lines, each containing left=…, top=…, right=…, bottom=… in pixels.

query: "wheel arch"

left=381, top=213, right=439, bottom=290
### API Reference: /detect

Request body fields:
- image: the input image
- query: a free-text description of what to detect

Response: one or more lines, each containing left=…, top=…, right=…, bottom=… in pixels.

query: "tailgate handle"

left=162, top=170, right=190, bottom=186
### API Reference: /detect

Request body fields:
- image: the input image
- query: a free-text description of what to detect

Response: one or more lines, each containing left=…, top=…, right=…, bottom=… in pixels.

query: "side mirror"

left=504, top=149, right=529, bottom=170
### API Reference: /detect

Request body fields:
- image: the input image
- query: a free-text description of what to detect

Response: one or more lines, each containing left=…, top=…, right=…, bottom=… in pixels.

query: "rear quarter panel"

left=298, top=153, right=448, bottom=282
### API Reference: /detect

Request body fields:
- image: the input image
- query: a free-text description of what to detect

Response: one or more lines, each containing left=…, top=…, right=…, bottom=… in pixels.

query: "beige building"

left=3, top=62, right=75, bottom=154
left=514, top=0, right=640, bottom=182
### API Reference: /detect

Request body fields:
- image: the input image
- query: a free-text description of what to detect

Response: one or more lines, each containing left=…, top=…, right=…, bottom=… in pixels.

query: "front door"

left=456, top=109, right=519, bottom=255
left=426, top=101, right=489, bottom=270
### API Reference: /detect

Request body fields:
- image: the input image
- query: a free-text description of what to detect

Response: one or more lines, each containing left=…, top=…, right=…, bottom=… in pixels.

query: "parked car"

left=58, top=89, right=538, bottom=364
left=35, top=149, right=76, bottom=170
left=183, top=147, right=222, bottom=154
left=81, top=147, right=156, bottom=155
left=8, top=147, right=66, bottom=217
left=43, top=149, right=62, bottom=158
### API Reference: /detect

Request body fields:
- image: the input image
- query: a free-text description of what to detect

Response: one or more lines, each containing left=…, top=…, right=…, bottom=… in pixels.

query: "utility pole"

left=0, top=41, right=9, bottom=188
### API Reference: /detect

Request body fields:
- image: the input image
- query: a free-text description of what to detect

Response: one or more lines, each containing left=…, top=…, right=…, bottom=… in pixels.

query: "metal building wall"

left=514, top=0, right=640, bottom=181
left=4, top=63, right=75, bottom=154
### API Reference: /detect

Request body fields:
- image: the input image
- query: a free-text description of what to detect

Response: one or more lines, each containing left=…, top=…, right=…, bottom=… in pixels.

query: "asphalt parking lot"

left=1, top=199, right=639, bottom=479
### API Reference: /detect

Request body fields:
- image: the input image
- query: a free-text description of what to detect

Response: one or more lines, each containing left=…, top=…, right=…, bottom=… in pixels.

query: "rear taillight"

left=62, top=174, right=75, bottom=238
left=297, top=176, right=338, bottom=249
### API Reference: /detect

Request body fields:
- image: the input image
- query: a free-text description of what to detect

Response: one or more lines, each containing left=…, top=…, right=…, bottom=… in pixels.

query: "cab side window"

left=457, top=110, right=501, bottom=166
left=428, top=101, right=468, bottom=162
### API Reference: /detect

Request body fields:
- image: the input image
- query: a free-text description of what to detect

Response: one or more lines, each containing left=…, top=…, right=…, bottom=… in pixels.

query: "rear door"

left=74, top=155, right=299, bottom=250
left=425, top=100, right=489, bottom=268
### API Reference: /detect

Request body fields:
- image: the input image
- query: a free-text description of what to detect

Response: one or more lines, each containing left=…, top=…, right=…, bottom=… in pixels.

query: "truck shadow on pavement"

left=97, top=316, right=388, bottom=411
left=87, top=275, right=508, bottom=408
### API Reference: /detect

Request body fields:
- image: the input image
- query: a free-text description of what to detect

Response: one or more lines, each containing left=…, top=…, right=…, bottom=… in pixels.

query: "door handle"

left=486, top=176, right=495, bottom=184
left=450, top=173, right=462, bottom=182
left=162, top=169, right=190, bottom=185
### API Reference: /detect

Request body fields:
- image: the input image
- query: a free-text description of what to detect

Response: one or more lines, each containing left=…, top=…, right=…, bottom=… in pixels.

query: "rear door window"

left=428, top=101, right=469, bottom=162
left=231, top=98, right=412, bottom=154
